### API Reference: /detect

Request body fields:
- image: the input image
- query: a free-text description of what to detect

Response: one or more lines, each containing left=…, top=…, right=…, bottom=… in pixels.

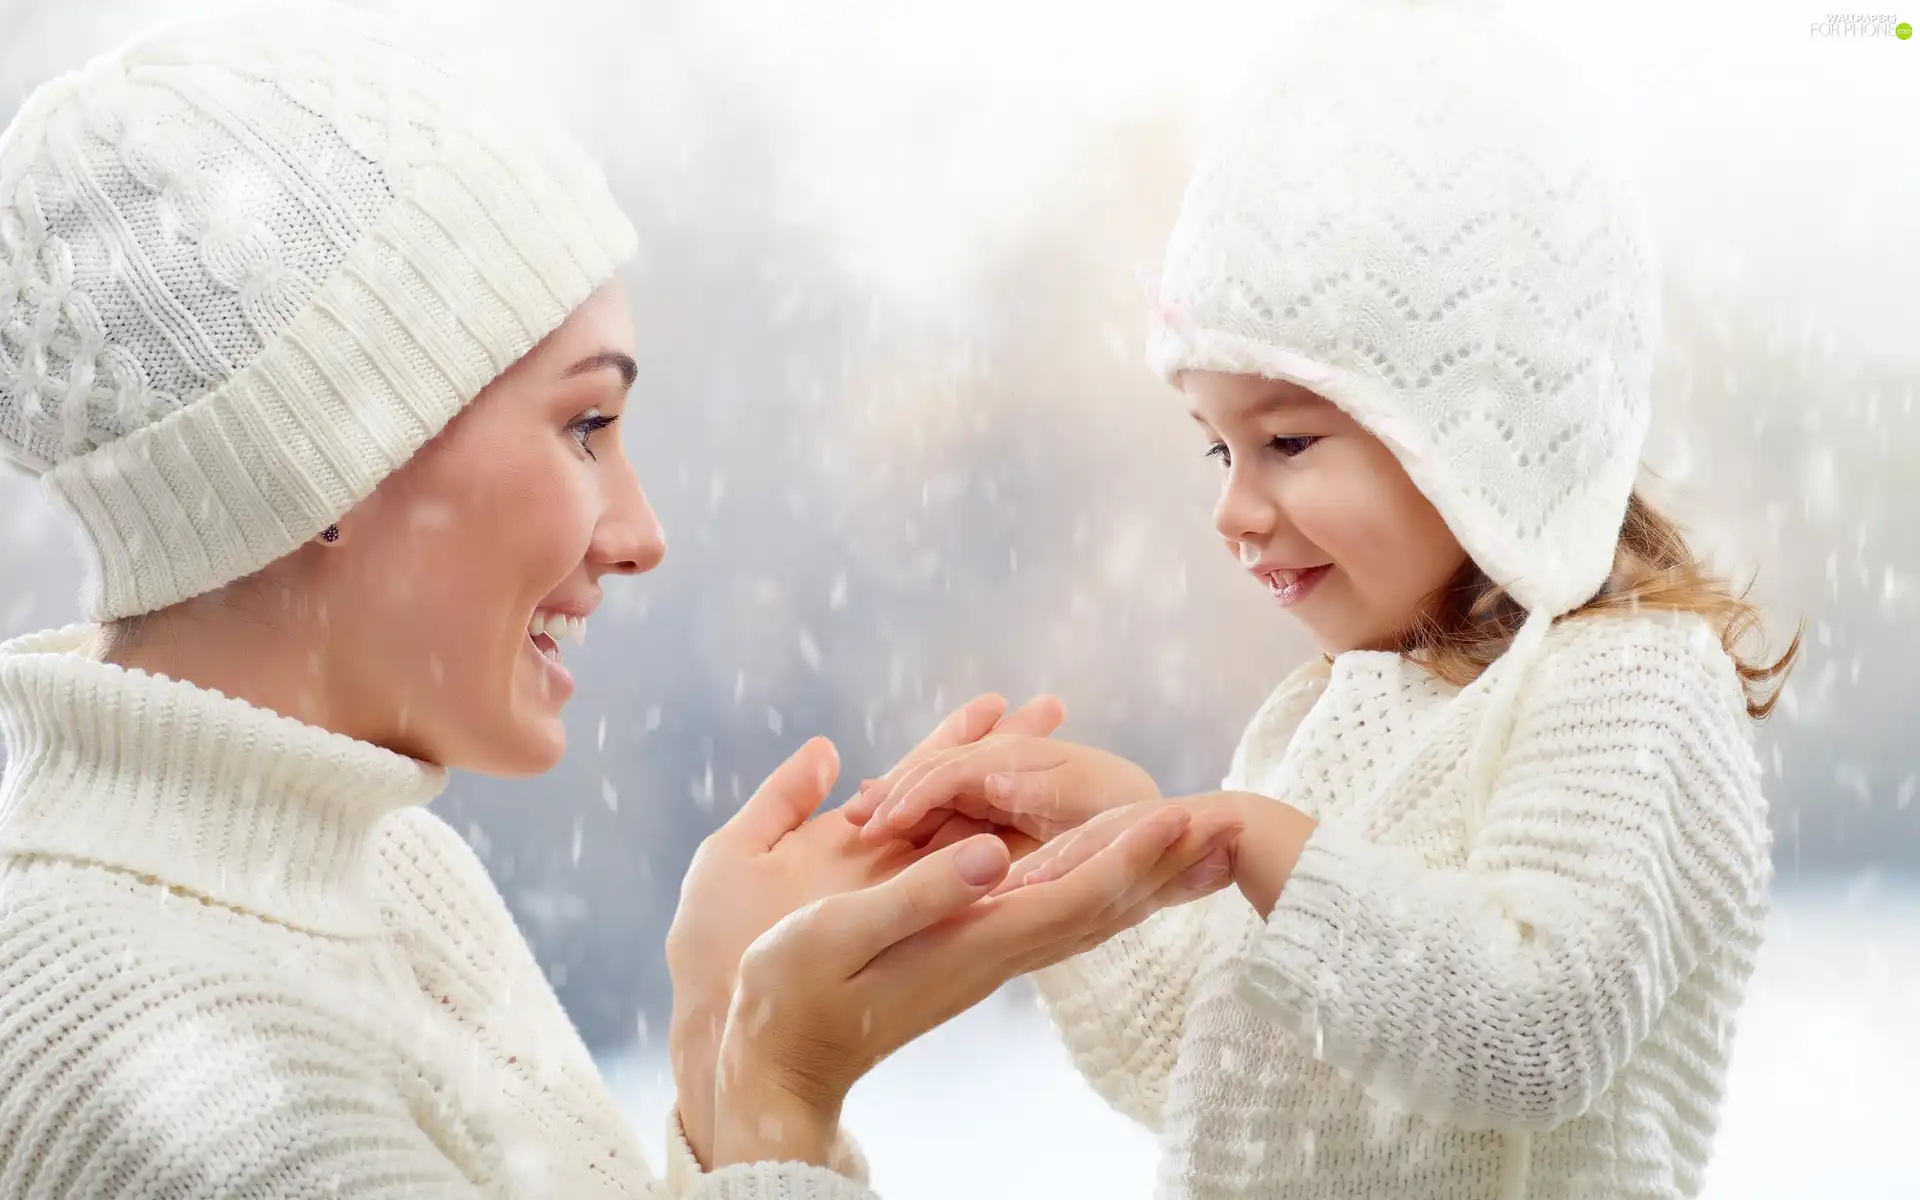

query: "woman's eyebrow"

left=562, top=351, right=637, bottom=390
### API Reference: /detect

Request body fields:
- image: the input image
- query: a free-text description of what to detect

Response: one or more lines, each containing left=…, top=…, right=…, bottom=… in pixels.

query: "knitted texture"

left=0, top=626, right=875, bottom=1200
left=1033, top=611, right=1772, bottom=1200
left=0, top=1, right=638, bottom=620
left=1148, top=0, right=1660, bottom=617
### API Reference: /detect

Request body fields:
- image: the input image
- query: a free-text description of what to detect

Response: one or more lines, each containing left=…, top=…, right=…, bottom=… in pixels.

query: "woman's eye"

left=568, top=413, right=618, bottom=460
left=1204, top=443, right=1231, bottom=467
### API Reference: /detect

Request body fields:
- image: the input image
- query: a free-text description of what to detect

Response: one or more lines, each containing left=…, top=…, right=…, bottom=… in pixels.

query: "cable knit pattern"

left=0, top=2, right=638, bottom=619
left=0, top=626, right=875, bottom=1200
left=1146, top=0, right=1659, bottom=618
left=1034, top=611, right=1771, bottom=1199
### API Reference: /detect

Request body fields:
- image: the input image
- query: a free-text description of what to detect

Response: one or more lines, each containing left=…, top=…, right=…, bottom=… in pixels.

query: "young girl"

left=846, top=3, right=1797, bottom=1198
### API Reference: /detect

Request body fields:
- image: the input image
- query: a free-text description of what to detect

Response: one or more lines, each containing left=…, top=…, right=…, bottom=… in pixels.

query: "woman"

left=0, top=6, right=1231, bottom=1197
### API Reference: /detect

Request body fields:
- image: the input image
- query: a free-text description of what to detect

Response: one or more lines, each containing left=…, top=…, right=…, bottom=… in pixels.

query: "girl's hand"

left=710, top=804, right=1231, bottom=1167
left=838, top=689, right=1066, bottom=879
left=851, top=737, right=1162, bottom=848
left=839, top=693, right=1066, bottom=838
left=1007, top=792, right=1318, bottom=918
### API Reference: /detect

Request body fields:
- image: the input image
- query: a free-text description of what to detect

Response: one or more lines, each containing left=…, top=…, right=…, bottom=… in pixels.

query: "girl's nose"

left=1213, top=466, right=1278, bottom=548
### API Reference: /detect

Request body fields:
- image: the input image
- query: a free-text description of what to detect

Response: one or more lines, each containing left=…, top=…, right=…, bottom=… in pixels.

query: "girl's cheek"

left=1289, top=471, right=1377, bottom=557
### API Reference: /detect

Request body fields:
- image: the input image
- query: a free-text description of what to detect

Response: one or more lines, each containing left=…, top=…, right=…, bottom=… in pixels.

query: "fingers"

left=992, top=694, right=1067, bottom=738
left=1002, top=798, right=1244, bottom=898
left=1000, top=809, right=1205, bottom=976
left=1004, top=802, right=1141, bottom=889
left=804, top=834, right=1014, bottom=970
left=845, top=809, right=1194, bottom=1050
left=1001, top=807, right=1190, bottom=946
left=1013, top=821, right=1107, bottom=889
left=726, top=737, right=840, bottom=851
left=863, top=738, right=1068, bottom=842
left=841, top=693, right=1065, bottom=827
left=1165, top=846, right=1234, bottom=899
left=914, top=812, right=995, bottom=853
left=977, top=768, right=1081, bottom=844
left=840, top=693, right=1007, bottom=824
left=888, top=696, right=1066, bottom=841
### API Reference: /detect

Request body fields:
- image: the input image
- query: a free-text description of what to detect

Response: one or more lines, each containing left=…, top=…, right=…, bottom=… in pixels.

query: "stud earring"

left=320, top=525, right=340, bottom=543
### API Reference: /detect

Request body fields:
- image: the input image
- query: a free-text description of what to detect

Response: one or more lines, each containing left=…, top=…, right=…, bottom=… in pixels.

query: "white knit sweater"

left=0, top=626, right=874, bottom=1200
left=1033, top=610, right=1773, bottom=1200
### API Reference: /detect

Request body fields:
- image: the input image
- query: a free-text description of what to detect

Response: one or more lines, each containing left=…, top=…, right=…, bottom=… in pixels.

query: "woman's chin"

left=463, top=718, right=566, bottom=778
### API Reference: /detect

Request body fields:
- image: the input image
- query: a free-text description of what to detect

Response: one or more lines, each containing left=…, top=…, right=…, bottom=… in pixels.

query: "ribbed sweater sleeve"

left=1028, top=899, right=1217, bottom=1133
left=1235, top=616, right=1772, bottom=1133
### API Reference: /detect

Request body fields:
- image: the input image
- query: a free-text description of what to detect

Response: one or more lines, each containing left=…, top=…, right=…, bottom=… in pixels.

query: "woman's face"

left=315, top=280, right=663, bottom=775
left=1184, top=370, right=1467, bottom=656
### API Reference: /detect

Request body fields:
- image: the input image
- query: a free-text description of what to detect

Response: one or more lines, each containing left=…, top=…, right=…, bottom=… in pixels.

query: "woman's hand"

left=665, top=692, right=1062, bottom=1167
left=849, top=737, right=1162, bottom=848
left=709, top=803, right=1237, bottom=1168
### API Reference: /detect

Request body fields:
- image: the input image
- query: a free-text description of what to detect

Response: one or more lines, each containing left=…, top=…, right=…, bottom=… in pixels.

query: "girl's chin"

left=1296, top=614, right=1400, bottom=659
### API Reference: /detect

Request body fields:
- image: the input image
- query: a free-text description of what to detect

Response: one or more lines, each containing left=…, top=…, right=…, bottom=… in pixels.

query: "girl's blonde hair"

left=1400, top=491, right=1801, bottom=720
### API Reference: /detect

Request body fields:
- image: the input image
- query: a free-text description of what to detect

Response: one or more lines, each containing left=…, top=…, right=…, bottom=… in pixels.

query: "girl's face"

left=1185, top=370, right=1467, bottom=656
left=313, top=280, right=664, bottom=775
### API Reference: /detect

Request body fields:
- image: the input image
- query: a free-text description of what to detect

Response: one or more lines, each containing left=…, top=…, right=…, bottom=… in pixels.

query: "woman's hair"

left=1400, top=490, right=1802, bottom=720
left=86, top=614, right=147, bottom=663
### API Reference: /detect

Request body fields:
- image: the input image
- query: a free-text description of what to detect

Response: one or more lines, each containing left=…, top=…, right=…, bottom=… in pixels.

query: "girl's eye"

left=568, top=412, right=619, bottom=460
left=1203, top=436, right=1318, bottom=468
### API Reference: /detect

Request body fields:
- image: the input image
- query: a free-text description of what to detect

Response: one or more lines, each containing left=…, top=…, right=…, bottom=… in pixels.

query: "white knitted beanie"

left=0, top=1, right=638, bottom=620
left=1151, top=0, right=1659, bottom=621
left=1152, top=6, right=1661, bottom=1195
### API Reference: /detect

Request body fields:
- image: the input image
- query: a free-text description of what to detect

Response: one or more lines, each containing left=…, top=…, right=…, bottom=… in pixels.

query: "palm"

left=785, top=811, right=920, bottom=904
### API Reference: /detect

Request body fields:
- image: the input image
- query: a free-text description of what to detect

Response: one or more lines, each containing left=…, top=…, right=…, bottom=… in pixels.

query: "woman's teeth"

left=529, top=610, right=587, bottom=645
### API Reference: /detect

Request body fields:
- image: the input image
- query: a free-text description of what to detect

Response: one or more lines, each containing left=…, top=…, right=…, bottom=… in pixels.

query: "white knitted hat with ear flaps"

left=0, top=0, right=638, bottom=621
left=1149, top=5, right=1661, bottom=1195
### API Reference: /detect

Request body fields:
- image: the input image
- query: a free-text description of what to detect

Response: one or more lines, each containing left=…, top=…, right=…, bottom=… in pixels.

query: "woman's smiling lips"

left=525, top=597, right=598, bottom=698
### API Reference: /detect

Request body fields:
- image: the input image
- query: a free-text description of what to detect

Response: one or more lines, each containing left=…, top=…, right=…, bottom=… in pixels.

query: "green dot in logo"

left=1899, top=21, right=1913, bottom=38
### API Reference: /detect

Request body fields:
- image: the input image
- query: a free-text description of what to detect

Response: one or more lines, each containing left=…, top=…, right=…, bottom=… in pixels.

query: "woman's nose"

left=593, top=486, right=667, bottom=576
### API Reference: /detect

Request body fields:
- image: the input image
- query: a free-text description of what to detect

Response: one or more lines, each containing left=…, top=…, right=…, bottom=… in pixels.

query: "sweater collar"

left=0, top=625, right=448, bottom=936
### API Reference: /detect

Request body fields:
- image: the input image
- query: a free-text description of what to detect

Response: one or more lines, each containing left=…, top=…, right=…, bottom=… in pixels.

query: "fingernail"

left=986, top=773, right=1010, bottom=800
left=956, top=840, right=1005, bottom=886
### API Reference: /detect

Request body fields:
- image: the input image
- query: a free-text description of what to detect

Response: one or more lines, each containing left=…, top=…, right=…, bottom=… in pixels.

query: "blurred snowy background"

left=3, top=0, right=1917, bottom=1195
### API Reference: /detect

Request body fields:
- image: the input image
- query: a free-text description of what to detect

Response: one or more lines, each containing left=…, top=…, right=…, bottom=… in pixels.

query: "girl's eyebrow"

left=562, top=350, right=637, bottom=390
left=1250, top=389, right=1328, bottom=415
left=1188, top=389, right=1327, bottom=424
